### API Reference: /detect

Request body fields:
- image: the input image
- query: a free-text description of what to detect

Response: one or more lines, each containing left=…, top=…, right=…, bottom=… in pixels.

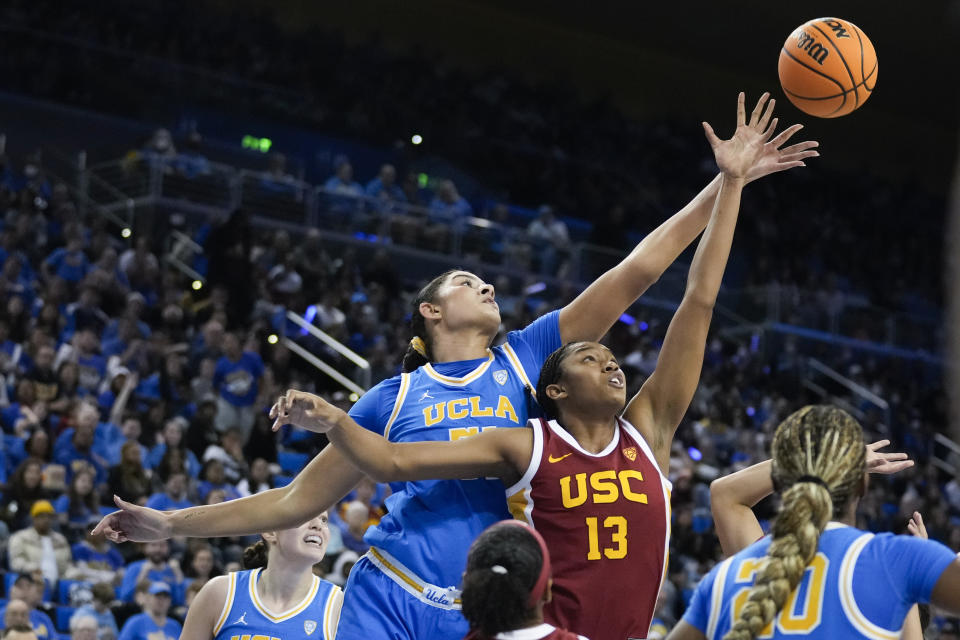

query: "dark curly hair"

left=461, top=523, right=545, bottom=639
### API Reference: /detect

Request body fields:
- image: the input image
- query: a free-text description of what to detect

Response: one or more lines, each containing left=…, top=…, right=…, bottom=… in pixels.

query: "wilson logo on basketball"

left=823, top=19, right=850, bottom=38
left=794, top=30, right=829, bottom=65
left=623, top=447, right=637, bottom=462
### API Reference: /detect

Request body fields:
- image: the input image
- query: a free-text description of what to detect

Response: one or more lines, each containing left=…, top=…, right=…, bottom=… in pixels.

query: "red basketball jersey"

left=506, top=418, right=671, bottom=640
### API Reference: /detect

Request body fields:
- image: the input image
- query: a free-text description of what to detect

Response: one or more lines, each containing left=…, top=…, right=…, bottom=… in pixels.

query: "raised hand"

left=92, top=495, right=173, bottom=543
left=270, top=389, right=347, bottom=434
left=704, top=92, right=793, bottom=180
left=744, top=124, right=819, bottom=183
left=865, top=439, right=914, bottom=475
left=907, top=511, right=928, bottom=540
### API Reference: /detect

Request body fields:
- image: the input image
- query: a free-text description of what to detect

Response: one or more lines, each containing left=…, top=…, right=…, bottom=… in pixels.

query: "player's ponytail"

left=462, top=521, right=551, bottom=639
left=242, top=539, right=269, bottom=569
left=401, top=270, right=457, bottom=373
left=722, top=405, right=865, bottom=640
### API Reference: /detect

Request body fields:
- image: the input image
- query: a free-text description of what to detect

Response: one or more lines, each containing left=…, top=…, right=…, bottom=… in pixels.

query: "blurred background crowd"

left=0, top=0, right=956, bottom=639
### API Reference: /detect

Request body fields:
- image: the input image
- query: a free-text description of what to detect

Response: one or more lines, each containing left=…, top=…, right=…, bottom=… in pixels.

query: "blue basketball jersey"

left=347, top=310, right=561, bottom=600
left=213, top=569, right=343, bottom=640
left=684, top=523, right=958, bottom=639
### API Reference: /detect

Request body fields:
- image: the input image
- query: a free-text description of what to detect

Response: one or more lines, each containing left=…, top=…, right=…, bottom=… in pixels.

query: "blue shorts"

left=336, top=556, right=469, bottom=640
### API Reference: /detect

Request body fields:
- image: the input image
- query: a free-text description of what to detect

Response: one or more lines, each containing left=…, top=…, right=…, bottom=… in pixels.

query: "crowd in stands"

left=0, top=0, right=947, bottom=340
left=0, top=137, right=956, bottom=637
left=0, top=1, right=954, bottom=636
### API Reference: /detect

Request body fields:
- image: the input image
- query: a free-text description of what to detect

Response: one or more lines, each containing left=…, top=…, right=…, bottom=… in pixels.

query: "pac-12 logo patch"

left=493, top=370, right=509, bottom=385
left=622, top=447, right=637, bottom=462
left=304, top=620, right=317, bottom=635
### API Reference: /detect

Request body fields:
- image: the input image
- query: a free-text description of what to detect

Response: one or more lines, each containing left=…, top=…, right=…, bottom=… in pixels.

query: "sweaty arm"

left=325, top=407, right=532, bottom=488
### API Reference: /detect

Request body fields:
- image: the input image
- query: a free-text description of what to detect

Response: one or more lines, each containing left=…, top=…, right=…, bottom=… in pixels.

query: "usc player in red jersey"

left=462, top=520, right=587, bottom=640
left=272, top=92, right=801, bottom=640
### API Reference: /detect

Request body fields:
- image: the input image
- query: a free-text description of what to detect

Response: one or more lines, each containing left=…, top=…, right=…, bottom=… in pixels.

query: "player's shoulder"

left=196, top=573, right=234, bottom=605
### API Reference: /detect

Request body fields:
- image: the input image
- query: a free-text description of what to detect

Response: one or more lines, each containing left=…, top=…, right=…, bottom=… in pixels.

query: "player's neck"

left=558, top=411, right=618, bottom=454
left=257, top=564, right=315, bottom=610
left=838, top=499, right=859, bottom=527
left=429, top=330, right=491, bottom=363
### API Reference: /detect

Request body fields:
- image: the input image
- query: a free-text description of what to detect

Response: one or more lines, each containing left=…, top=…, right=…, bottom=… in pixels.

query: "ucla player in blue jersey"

left=666, top=405, right=960, bottom=640
left=180, top=513, right=342, bottom=640
left=95, top=94, right=818, bottom=640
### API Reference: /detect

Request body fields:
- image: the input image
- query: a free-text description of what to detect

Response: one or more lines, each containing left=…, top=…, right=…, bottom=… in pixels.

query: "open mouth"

left=304, top=535, right=325, bottom=548
left=608, top=374, right=625, bottom=388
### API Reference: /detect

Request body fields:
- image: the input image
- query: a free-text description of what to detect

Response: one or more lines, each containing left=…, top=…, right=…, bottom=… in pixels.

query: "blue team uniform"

left=339, top=310, right=561, bottom=640
left=213, top=569, right=342, bottom=640
left=684, top=522, right=958, bottom=639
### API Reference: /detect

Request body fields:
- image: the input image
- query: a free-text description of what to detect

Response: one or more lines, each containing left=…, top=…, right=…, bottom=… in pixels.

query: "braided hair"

left=534, top=343, right=581, bottom=421
left=722, top=405, right=866, bottom=640
left=242, top=539, right=269, bottom=570
left=401, top=269, right=459, bottom=373
left=462, top=523, right=546, bottom=639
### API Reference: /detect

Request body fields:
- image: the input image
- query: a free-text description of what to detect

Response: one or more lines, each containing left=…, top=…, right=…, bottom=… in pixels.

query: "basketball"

left=778, top=17, right=877, bottom=118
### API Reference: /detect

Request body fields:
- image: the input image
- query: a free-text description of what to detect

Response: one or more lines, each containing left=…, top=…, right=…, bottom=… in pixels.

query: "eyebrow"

left=573, top=344, right=615, bottom=357
left=453, top=274, right=479, bottom=284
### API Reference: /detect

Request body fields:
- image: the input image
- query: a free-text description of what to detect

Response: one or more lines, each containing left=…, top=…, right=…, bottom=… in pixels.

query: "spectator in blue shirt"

left=365, top=163, right=406, bottom=213
left=117, top=582, right=181, bottom=640
left=1, top=596, right=55, bottom=640
left=52, top=405, right=108, bottom=486
left=146, top=418, right=199, bottom=478
left=196, top=459, right=240, bottom=503
left=212, top=333, right=263, bottom=442
left=52, top=463, right=100, bottom=538
left=69, top=523, right=125, bottom=585
left=62, top=288, right=110, bottom=343
left=118, top=543, right=184, bottom=605
left=428, top=178, right=473, bottom=222
left=42, top=232, right=89, bottom=284
left=55, top=329, right=107, bottom=397
left=323, top=158, right=364, bottom=221
left=73, top=582, right=119, bottom=640
left=144, top=470, right=193, bottom=512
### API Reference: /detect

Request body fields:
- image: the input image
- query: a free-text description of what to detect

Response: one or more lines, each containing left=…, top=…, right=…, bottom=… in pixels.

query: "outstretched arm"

left=93, top=444, right=364, bottom=542
left=710, top=440, right=913, bottom=557
left=624, top=93, right=777, bottom=472
left=558, top=106, right=817, bottom=344
left=271, top=390, right=531, bottom=486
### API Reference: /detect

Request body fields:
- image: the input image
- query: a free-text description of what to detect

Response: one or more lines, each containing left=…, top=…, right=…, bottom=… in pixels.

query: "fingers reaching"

left=702, top=122, right=721, bottom=149
left=756, top=96, right=775, bottom=131
left=735, top=91, right=747, bottom=127
left=767, top=123, right=805, bottom=149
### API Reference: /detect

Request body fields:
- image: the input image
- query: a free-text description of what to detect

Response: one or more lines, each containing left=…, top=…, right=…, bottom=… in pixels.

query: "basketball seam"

left=782, top=72, right=876, bottom=101
left=853, top=23, right=867, bottom=85
left=780, top=47, right=847, bottom=114
left=856, top=25, right=878, bottom=92
left=809, top=21, right=859, bottom=110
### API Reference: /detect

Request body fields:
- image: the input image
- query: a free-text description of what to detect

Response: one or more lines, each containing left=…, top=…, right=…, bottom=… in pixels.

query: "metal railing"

left=803, top=357, right=891, bottom=429
left=90, top=153, right=942, bottom=359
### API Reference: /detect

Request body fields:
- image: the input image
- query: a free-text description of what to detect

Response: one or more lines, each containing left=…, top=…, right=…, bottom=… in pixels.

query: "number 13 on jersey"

left=585, top=516, right=628, bottom=560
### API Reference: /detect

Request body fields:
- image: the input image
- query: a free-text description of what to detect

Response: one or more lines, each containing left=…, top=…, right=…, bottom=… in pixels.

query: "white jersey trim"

left=502, top=342, right=537, bottom=400
left=496, top=623, right=588, bottom=639
left=838, top=532, right=901, bottom=640
left=366, top=546, right=463, bottom=610
left=212, top=572, right=237, bottom=636
left=504, top=419, right=545, bottom=526
left=423, top=352, right=494, bottom=386
left=323, top=586, right=343, bottom=639
left=382, top=372, right=410, bottom=441
left=618, top=417, right=673, bottom=492
left=546, top=419, right=620, bottom=457
left=706, top=557, right=735, bottom=640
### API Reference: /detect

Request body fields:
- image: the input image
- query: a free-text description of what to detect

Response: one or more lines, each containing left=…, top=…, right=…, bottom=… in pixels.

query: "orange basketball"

left=778, top=17, right=877, bottom=118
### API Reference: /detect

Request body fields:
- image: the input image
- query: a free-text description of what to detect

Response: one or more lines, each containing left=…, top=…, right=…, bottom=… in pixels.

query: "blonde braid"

left=722, top=406, right=865, bottom=640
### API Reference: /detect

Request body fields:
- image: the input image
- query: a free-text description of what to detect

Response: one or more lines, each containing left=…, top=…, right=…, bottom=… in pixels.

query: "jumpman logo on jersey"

left=419, top=391, right=434, bottom=402
left=232, top=612, right=248, bottom=626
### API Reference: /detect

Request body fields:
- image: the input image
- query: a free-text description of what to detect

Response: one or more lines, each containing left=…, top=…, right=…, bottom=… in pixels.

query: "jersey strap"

left=366, top=546, right=463, bottom=610
left=382, top=372, right=411, bottom=440
left=838, top=533, right=901, bottom=640
left=501, top=342, right=536, bottom=400
left=212, top=572, right=238, bottom=636
left=505, top=418, right=545, bottom=525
